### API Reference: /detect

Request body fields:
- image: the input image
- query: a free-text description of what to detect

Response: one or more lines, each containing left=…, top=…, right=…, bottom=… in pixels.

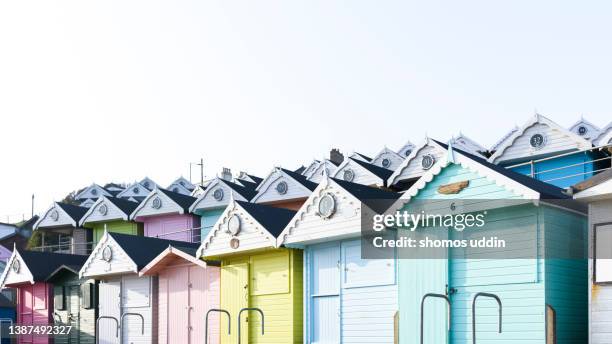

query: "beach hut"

left=139, top=245, right=220, bottom=344
left=130, top=188, right=199, bottom=242
left=251, top=167, right=317, bottom=210
left=568, top=117, right=603, bottom=141
left=395, top=142, right=588, bottom=343
left=277, top=177, right=400, bottom=343
left=332, top=157, right=393, bottom=187
left=198, top=201, right=302, bottom=344
left=79, top=231, right=200, bottom=344
left=573, top=169, right=612, bottom=344
left=33, top=202, right=90, bottom=254
left=306, top=159, right=341, bottom=183
left=189, top=177, right=257, bottom=241
left=0, top=250, right=87, bottom=344
left=370, top=147, right=405, bottom=171
left=46, top=263, right=97, bottom=344
left=387, top=137, right=449, bottom=190
left=79, top=196, right=142, bottom=243
left=488, top=113, right=601, bottom=188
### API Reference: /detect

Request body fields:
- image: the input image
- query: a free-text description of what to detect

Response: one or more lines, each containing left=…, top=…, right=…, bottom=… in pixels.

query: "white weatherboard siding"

left=590, top=199, right=612, bottom=344
left=389, top=143, right=445, bottom=185
left=333, top=159, right=384, bottom=186
left=493, top=122, right=589, bottom=163
left=281, top=181, right=362, bottom=246
left=371, top=148, right=404, bottom=171
left=190, top=180, right=242, bottom=211
left=36, top=204, right=76, bottom=228
left=81, top=198, right=129, bottom=224
left=98, top=279, right=121, bottom=344
left=254, top=173, right=311, bottom=204
left=308, top=161, right=338, bottom=183
left=132, top=190, right=183, bottom=217
left=0, top=251, right=34, bottom=286
left=80, top=235, right=136, bottom=278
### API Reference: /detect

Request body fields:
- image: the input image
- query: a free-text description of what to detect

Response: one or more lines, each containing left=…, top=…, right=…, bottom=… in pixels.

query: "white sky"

left=1, top=1, right=611, bottom=222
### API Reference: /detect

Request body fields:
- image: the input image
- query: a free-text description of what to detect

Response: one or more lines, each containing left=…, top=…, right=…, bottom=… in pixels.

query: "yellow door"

left=221, top=263, right=249, bottom=344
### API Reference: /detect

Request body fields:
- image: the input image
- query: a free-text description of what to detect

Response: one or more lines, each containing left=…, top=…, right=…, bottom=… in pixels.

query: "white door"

left=310, top=244, right=341, bottom=344
left=121, top=275, right=151, bottom=344
left=99, top=280, right=121, bottom=344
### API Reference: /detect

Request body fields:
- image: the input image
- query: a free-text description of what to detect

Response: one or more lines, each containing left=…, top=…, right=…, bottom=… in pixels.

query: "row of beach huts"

left=1, top=113, right=612, bottom=343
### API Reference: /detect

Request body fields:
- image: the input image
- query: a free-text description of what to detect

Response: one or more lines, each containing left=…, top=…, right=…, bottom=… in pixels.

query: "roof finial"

left=447, top=141, right=456, bottom=163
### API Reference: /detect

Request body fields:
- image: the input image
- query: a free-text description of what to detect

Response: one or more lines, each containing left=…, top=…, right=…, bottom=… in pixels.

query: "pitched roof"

left=353, top=152, right=372, bottom=162
left=331, top=178, right=401, bottom=213
left=223, top=180, right=258, bottom=200
left=280, top=168, right=318, bottom=191
left=157, top=188, right=197, bottom=212
left=108, top=232, right=200, bottom=269
left=235, top=201, right=296, bottom=238
left=351, top=158, right=394, bottom=182
left=106, top=196, right=141, bottom=215
left=490, top=126, right=519, bottom=152
left=294, top=166, right=306, bottom=174
left=17, top=250, right=87, bottom=281
left=56, top=203, right=89, bottom=222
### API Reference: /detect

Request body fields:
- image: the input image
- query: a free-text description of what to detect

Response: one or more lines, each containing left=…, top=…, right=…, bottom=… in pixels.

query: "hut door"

left=167, top=267, right=190, bottom=343
left=188, top=266, right=207, bottom=344
left=67, top=286, right=80, bottom=344
left=310, top=244, right=341, bottom=344
left=221, top=263, right=248, bottom=344
left=98, top=280, right=120, bottom=344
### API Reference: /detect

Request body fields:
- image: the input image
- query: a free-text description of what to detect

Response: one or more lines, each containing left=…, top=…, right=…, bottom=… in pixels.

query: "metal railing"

left=505, top=143, right=611, bottom=184
left=30, top=241, right=94, bottom=254
left=154, top=226, right=203, bottom=243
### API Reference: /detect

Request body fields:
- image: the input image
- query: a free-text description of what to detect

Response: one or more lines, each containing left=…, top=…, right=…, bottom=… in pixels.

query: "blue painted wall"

left=507, top=151, right=596, bottom=188
left=197, top=208, right=225, bottom=241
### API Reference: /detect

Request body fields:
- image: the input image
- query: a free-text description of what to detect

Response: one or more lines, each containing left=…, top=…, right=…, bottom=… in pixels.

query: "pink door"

left=18, top=283, right=52, bottom=344
left=167, top=267, right=190, bottom=343
left=191, top=266, right=220, bottom=344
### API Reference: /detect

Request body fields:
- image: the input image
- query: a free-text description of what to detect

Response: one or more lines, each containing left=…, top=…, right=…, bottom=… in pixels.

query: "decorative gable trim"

left=79, top=230, right=138, bottom=278
left=450, top=133, right=487, bottom=155
left=130, top=187, right=186, bottom=219
left=189, top=178, right=248, bottom=212
left=139, top=177, right=158, bottom=191
left=490, top=126, right=519, bottom=152
left=251, top=168, right=313, bottom=203
left=594, top=123, right=612, bottom=146
left=301, top=160, right=321, bottom=177
left=387, top=138, right=447, bottom=186
left=75, top=183, right=112, bottom=200
left=569, top=117, right=601, bottom=141
left=34, top=203, right=77, bottom=229
left=197, top=201, right=278, bottom=257
left=0, top=250, right=34, bottom=288
left=168, top=176, right=195, bottom=191
left=139, top=246, right=207, bottom=276
left=397, top=140, right=416, bottom=158
left=79, top=196, right=130, bottom=226
left=488, top=113, right=593, bottom=163
left=371, top=147, right=405, bottom=170
left=332, top=158, right=384, bottom=186
left=117, top=182, right=151, bottom=199
left=307, top=160, right=339, bottom=183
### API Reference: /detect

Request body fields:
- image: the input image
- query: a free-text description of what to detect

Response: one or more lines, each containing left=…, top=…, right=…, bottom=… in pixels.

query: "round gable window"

left=179, top=181, right=185, bottom=186
left=143, top=181, right=150, bottom=189
left=50, top=209, right=59, bottom=222
left=11, top=259, right=20, bottom=273
left=404, top=149, right=413, bottom=157
left=381, top=158, right=391, bottom=168
left=276, top=181, right=288, bottom=195
left=172, top=187, right=179, bottom=193
left=578, top=126, right=588, bottom=135
left=152, top=197, right=162, bottom=209
left=318, top=193, right=336, bottom=219
left=98, top=204, right=108, bottom=216
left=91, top=189, right=98, bottom=196
left=421, top=154, right=436, bottom=170
left=133, top=187, right=140, bottom=194
left=343, top=169, right=355, bottom=182
left=227, top=214, right=241, bottom=236
left=530, top=133, right=546, bottom=149
left=102, top=246, right=113, bottom=262
left=213, top=188, right=224, bottom=201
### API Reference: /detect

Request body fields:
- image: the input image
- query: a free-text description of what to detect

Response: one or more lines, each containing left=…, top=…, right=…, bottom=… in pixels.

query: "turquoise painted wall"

left=197, top=208, right=225, bottom=241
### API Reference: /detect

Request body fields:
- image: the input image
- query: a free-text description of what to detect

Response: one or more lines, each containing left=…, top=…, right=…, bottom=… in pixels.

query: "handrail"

left=420, top=293, right=451, bottom=344
left=472, top=292, right=502, bottom=344
left=238, top=307, right=264, bottom=344
left=120, top=312, right=144, bottom=335
left=505, top=143, right=611, bottom=169
left=205, top=309, right=230, bottom=344
left=53, top=312, right=63, bottom=323
left=95, top=316, right=119, bottom=344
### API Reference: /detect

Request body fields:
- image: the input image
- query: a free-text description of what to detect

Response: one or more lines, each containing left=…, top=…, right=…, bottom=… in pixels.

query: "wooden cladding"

left=437, top=180, right=469, bottom=194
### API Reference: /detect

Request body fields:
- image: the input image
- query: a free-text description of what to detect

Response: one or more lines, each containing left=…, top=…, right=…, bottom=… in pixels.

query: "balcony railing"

left=153, top=226, right=203, bottom=243
left=30, top=242, right=94, bottom=255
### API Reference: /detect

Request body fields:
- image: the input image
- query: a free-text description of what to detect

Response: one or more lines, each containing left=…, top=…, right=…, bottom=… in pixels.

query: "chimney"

left=221, top=167, right=232, bottom=181
left=330, top=148, right=344, bottom=165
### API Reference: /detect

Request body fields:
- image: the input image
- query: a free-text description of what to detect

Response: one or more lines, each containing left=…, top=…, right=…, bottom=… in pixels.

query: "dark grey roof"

left=235, top=201, right=296, bottom=238
left=45, top=264, right=82, bottom=282
left=157, top=188, right=197, bottom=212
left=294, top=166, right=306, bottom=174
left=236, top=179, right=258, bottom=190
left=56, top=203, right=89, bottom=222
left=350, top=158, right=394, bottom=184
left=434, top=140, right=571, bottom=199
left=354, top=152, right=373, bottom=162
left=246, top=174, right=263, bottom=185
left=331, top=178, right=401, bottom=213
left=105, top=197, right=140, bottom=215
left=16, top=250, right=88, bottom=282
left=280, top=168, right=318, bottom=191
left=223, top=180, right=258, bottom=201
left=572, top=168, right=612, bottom=192
left=108, top=232, right=200, bottom=269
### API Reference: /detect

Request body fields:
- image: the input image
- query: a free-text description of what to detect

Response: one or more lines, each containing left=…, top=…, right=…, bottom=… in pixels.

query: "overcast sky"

left=1, top=1, right=611, bottom=222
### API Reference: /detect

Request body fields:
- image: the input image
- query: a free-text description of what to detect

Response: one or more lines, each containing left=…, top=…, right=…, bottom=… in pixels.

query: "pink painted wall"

left=157, top=261, right=220, bottom=344
left=138, top=214, right=200, bottom=243
left=17, top=282, right=53, bottom=344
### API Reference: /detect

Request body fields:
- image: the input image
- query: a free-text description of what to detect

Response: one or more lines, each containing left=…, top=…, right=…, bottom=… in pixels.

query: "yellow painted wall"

left=218, top=249, right=303, bottom=344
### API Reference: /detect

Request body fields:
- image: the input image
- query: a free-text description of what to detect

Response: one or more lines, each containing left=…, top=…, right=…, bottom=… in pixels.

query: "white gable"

left=489, top=114, right=593, bottom=164
left=450, top=133, right=486, bottom=155
left=277, top=178, right=364, bottom=247
left=130, top=189, right=185, bottom=219
left=168, top=176, right=195, bottom=191
left=0, top=250, right=34, bottom=287
left=387, top=138, right=447, bottom=186
left=79, top=197, right=130, bottom=225
left=371, top=147, right=404, bottom=171
left=348, top=152, right=370, bottom=163
left=252, top=169, right=312, bottom=204
left=117, top=183, right=151, bottom=199
left=190, top=179, right=248, bottom=212
left=490, top=126, right=519, bottom=152
left=167, top=182, right=192, bottom=195
left=302, top=160, right=321, bottom=177
left=569, top=117, right=601, bottom=141
left=308, top=160, right=338, bottom=183
left=76, top=184, right=112, bottom=200
left=79, top=231, right=137, bottom=278
left=34, top=203, right=77, bottom=229
left=333, top=158, right=385, bottom=186
left=79, top=199, right=96, bottom=208
left=594, top=123, right=612, bottom=146
left=197, top=201, right=278, bottom=257
left=397, top=141, right=416, bottom=158
left=139, top=177, right=158, bottom=191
